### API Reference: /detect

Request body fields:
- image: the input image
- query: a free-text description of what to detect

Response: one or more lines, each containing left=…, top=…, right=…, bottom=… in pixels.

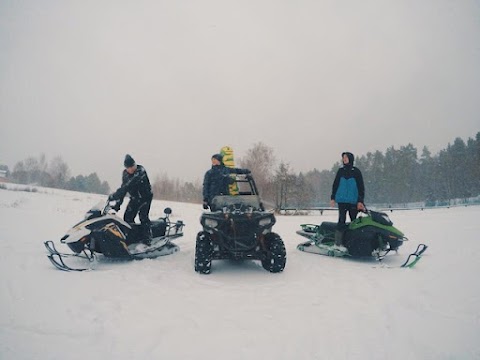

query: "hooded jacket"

left=331, top=152, right=365, bottom=204
left=203, top=164, right=248, bottom=204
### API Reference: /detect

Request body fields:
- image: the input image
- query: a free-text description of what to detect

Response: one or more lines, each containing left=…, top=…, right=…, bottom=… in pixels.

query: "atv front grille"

left=216, top=216, right=258, bottom=250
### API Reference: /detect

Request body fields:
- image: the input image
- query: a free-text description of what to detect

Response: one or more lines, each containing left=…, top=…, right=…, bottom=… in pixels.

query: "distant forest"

left=2, top=132, right=479, bottom=208
left=152, top=131, right=480, bottom=209
left=3, top=154, right=110, bottom=195
left=264, top=132, right=480, bottom=209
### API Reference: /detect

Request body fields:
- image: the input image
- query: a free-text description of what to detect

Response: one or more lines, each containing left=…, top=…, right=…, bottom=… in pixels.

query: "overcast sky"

left=1, top=0, right=479, bottom=188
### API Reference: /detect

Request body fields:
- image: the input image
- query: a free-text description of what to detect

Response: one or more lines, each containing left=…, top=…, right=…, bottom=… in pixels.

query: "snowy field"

left=1, top=186, right=479, bottom=360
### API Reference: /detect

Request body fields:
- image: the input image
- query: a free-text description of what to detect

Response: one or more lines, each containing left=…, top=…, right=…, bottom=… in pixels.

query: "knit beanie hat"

left=211, top=154, right=223, bottom=163
left=124, top=154, right=136, bottom=168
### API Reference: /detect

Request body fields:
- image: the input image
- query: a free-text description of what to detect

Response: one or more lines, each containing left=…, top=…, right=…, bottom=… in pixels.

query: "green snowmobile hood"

left=348, top=215, right=404, bottom=237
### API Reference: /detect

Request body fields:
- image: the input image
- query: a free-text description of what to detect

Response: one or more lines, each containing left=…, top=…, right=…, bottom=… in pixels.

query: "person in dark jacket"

left=202, top=153, right=250, bottom=210
left=330, top=152, right=365, bottom=247
left=109, top=154, right=153, bottom=244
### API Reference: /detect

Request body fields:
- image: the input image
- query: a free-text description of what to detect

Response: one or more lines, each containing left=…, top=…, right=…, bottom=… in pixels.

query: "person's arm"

left=227, top=167, right=250, bottom=175
left=202, top=171, right=210, bottom=207
left=331, top=170, right=341, bottom=201
left=109, top=172, right=129, bottom=209
left=355, top=168, right=365, bottom=211
left=355, top=168, right=365, bottom=203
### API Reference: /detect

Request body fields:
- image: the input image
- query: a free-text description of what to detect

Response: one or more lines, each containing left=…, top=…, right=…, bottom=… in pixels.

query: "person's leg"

left=124, top=198, right=141, bottom=223
left=337, top=203, right=348, bottom=227
left=335, top=203, right=348, bottom=246
left=348, top=204, right=359, bottom=222
left=138, top=199, right=152, bottom=227
left=138, top=196, right=153, bottom=244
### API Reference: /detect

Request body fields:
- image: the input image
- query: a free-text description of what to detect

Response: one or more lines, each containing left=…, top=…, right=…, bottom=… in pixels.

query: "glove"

left=203, top=200, right=209, bottom=210
left=112, top=203, right=121, bottom=212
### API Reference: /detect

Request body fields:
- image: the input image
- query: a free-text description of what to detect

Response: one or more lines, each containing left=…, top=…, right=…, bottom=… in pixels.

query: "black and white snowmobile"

left=44, top=199, right=185, bottom=271
left=296, top=209, right=427, bottom=267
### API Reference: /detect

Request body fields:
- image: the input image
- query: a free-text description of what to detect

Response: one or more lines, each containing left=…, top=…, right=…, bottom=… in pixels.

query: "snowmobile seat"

left=152, top=219, right=167, bottom=237
left=317, top=222, right=338, bottom=243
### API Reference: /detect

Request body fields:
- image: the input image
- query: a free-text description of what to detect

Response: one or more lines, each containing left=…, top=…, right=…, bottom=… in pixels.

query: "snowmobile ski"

left=44, top=240, right=95, bottom=271
left=400, top=243, right=428, bottom=268
left=373, top=243, right=428, bottom=269
left=47, top=252, right=93, bottom=272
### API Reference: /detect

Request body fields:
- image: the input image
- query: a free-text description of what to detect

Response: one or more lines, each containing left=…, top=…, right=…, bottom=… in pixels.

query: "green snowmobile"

left=296, top=209, right=426, bottom=267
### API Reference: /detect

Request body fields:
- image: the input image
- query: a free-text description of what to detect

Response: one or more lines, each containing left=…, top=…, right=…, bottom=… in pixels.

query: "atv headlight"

left=259, top=217, right=272, bottom=227
left=205, top=218, right=218, bottom=228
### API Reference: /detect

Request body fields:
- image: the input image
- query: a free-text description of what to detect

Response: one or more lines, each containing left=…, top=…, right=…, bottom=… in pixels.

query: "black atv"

left=195, top=174, right=286, bottom=274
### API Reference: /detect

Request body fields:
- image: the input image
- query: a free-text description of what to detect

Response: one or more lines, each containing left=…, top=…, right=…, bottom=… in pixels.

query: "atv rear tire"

left=261, top=232, right=286, bottom=273
left=195, top=231, right=213, bottom=274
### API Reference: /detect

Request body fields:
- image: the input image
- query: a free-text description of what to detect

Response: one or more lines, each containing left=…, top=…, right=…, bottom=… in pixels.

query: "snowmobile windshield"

left=369, top=211, right=393, bottom=226
left=84, top=200, right=108, bottom=219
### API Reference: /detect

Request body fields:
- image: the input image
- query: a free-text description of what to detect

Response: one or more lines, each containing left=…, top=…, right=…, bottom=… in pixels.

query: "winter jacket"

left=331, top=153, right=365, bottom=205
left=110, top=165, right=153, bottom=207
left=203, top=165, right=248, bottom=204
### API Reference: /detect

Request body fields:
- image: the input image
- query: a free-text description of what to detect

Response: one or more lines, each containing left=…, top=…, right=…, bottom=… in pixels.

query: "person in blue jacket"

left=330, top=152, right=365, bottom=246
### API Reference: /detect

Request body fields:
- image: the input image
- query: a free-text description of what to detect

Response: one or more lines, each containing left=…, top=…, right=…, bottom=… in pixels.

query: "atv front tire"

left=261, top=232, right=286, bottom=273
left=195, top=231, right=213, bottom=274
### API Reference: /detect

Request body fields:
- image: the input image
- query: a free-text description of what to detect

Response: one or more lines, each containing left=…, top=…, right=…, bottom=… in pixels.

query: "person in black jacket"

left=109, top=154, right=153, bottom=244
left=330, top=152, right=365, bottom=247
left=202, top=153, right=250, bottom=210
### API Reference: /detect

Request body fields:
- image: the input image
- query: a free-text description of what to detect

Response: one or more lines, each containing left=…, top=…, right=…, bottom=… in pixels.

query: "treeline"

left=148, top=132, right=480, bottom=208
left=268, top=132, right=480, bottom=208
left=6, top=154, right=110, bottom=194
left=152, top=173, right=203, bottom=203
left=4, top=132, right=479, bottom=206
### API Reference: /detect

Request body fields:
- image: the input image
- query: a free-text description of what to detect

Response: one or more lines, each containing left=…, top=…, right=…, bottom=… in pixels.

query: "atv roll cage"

left=210, top=174, right=265, bottom=212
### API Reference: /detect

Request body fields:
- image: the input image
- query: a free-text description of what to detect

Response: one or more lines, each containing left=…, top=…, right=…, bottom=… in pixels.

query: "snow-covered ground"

left=1, top=186, right=479, bottom=360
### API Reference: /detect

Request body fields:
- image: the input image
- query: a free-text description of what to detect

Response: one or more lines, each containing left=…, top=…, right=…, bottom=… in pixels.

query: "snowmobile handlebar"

left=102, top=198, right=119, bottom=215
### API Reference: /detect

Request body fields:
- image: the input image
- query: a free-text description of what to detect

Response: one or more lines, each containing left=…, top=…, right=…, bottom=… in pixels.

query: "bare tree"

left=12, top=154, right=49, bottom=184
left=274, top=162, right=294, bottom=210
left=152, top=173, right=202, bottom=203
left=238, top=142, right=276, bottom=201
left=49, top=156, right=71, bottom=188
left=152, top=173, right=175, bottom=201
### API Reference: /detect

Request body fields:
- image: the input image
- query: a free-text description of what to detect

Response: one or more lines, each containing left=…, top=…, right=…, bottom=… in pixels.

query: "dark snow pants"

left=337, top=202, right=358, bottom=228
left=124, top=195, right=153, bottom=229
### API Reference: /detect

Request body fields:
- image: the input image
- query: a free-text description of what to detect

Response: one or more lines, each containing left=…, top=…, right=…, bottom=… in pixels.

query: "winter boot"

left=333, top=229, right=347, bottom=252
left=334, top=229, right=344, bottom=246
left=142, top=225, right=153, bottom=246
